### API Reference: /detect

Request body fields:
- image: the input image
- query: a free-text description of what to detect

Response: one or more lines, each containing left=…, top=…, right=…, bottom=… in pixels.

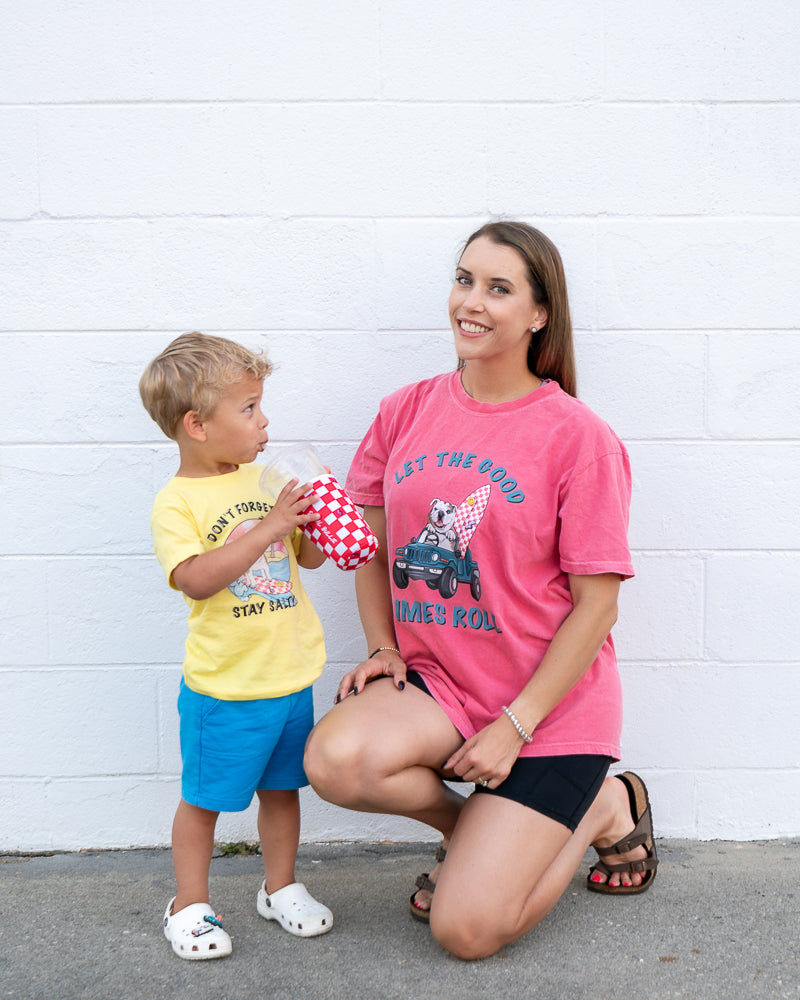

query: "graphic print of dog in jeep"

left=392, top=486, right=491, bottom=600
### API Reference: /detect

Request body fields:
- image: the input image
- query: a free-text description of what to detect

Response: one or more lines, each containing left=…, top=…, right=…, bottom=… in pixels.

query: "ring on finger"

left=476, top=777, right=489, bottom=787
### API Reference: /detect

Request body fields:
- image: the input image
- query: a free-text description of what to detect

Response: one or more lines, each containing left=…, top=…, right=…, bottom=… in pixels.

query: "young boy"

left=139, top=332, right=333, bottom=960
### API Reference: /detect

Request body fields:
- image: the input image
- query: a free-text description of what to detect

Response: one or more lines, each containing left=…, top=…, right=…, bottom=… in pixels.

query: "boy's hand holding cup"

left=259, top=444, right=379, bottom=570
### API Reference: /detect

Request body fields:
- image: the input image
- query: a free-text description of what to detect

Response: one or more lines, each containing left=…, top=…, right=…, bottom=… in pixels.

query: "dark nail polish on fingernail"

left=398, top=681, right=405, bottom=690
left=335, top=694, right=341, bottom=704
left=353, top=687, right=359, bottom=695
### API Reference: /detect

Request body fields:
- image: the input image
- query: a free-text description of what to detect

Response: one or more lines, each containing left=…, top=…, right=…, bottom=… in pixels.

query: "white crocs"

left=163, top=897, right=232, bottom=960
left=256, top=881, right=333, bottom=937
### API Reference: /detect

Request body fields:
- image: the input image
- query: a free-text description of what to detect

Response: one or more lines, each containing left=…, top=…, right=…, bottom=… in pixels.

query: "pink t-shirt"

left=346, top=371, right=634, bottom=759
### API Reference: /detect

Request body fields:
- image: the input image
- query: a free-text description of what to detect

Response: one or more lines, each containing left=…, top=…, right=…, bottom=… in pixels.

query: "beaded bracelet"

left=369, top=646, right=401, bottom=659
left=501, top=705, right=534, bottom=744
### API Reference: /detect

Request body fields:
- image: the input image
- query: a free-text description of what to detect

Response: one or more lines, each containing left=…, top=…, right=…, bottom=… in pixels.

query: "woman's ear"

left=530, top=307, right=548, bottom=332
left=182, top=410, right=207, bottom=442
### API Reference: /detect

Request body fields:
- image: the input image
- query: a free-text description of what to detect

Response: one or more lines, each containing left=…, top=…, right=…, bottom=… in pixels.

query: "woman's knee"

left=430, top=906, right=509, bottom=961
left=303, top=716, right=372, bottom=804
left=429, top=885, right=526, bottom=960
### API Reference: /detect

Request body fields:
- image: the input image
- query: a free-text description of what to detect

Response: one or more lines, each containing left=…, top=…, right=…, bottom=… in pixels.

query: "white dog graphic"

left=418, top=499, right=458, bottom=551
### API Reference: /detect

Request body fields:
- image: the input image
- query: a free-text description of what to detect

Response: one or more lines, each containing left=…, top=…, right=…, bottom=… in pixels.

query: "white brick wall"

left=1, top=1, right=797, bottom=849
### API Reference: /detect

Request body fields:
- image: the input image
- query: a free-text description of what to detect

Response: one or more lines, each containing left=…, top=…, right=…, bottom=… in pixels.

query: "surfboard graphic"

left=451, top=484, right=491, bottom=552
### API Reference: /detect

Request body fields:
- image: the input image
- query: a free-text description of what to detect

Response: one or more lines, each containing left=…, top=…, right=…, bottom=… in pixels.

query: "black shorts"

left=406, top=669, right=612, bottom=832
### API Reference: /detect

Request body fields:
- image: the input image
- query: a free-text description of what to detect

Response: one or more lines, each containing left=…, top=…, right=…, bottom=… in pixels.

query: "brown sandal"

left=409, top=844, right=447, bottom=922
left=587, top=771, right=658, bottom=895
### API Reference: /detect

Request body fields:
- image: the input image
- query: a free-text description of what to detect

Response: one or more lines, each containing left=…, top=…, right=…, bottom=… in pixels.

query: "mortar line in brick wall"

left=4, top=212, right=800, bottom=224
left=0, top=773, right=181, bottom=783
left=5, top=549, right=799, bottom=560
left=6, top=766, right=797, bottom=783
left=0, top=328, right=410, bottom=336
left=0, top=440, right=369, bottom=448
left=616, top=660, right=798, bottom=668
left=375, top=1, right=385, bottom=101
left=0, top=664, right=183, bottom=673
left=700, top=550, right=710, bottom=658
left=703, top=330, right=711, bottom=436
left=0, top=554, right=161, bottom=561
left=623, top=438, right=800, bottom=444
left=646, top=766, right=800, bottom=775
left=8, top=438, right=800, bottom=452
left=630, top=548, right=800, bottom=555
left=0, top=661, right=381, bottom=673
left=2, top=98, right=800, bottom=108
left=3, top=328, right=799, bottom=337
left=0, top=329, right=424, bottom=336
left=155, top=674, right=166, bottom=774
left=2, top=332, right=798, bottom=346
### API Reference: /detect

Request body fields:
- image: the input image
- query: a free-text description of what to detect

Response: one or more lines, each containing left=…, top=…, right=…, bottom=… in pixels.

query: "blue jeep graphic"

left=393, top=540, right=481, bottom=600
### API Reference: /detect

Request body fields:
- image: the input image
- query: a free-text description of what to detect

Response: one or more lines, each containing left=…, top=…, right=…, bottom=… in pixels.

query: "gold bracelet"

left=501, top=705, right=534, bottom=744
left=369, top=646, right=401, bottom=659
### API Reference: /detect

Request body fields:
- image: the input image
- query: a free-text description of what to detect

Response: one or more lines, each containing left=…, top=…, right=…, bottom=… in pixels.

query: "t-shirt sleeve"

left=558, top=449, right=634, bottom=579
left=151, top=491, right=205, bottom=590
left=345, top=408, right=390, bottom=507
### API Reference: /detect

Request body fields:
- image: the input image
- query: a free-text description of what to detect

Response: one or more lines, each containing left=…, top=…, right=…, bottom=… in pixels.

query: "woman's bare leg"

left=304, top=678, right=465, bottom=836
left=431, top=775, right=648, bottom=960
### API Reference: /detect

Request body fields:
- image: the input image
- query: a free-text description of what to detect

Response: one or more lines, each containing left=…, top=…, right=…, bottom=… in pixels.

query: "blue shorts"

left=178, top=680, right=314, bottom=812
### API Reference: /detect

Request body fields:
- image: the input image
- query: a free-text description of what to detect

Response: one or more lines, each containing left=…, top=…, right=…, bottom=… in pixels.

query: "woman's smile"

left=456, top=319, right=492, bottom=336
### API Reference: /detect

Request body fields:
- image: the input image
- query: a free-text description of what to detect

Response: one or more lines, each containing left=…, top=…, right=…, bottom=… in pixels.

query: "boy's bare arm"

left=297, top=533, right=327, bottom=569
left=172, top=479, right=319, bottom=601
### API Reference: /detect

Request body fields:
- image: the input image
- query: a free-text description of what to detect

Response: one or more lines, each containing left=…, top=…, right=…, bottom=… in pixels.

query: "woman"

left=304, top=221, right=657, bottom=960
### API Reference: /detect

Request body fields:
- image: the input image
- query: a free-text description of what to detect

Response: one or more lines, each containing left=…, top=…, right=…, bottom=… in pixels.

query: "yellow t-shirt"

left=151, top=464, right=325, bottom=700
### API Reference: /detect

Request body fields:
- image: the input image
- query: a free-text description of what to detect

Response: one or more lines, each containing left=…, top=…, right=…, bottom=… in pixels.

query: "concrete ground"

left=2, top=840, right=798, bottom=1000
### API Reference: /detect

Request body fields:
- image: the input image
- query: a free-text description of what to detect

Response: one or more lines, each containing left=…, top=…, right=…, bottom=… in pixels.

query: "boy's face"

left=201, top=376, right=269, bottom=467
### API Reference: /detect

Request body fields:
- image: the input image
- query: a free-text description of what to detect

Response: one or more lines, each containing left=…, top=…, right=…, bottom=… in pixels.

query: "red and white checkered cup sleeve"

left=301, top=475, right=379, bottom=570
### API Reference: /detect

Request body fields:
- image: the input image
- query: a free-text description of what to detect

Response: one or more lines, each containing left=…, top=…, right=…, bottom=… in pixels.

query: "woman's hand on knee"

left=334, top=651, right=408, bottom=703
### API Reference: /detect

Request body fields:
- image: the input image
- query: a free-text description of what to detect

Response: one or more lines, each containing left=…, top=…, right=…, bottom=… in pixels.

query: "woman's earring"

left=530, top=326, right=538, bottom=332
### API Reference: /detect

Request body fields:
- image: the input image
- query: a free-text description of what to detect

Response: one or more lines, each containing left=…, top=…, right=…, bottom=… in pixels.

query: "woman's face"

left=448, top=236, right=547, bottom=368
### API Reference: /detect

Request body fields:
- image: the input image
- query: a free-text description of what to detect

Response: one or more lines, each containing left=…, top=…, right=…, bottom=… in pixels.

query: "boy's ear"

left=182, top=410, right=207, bottom=442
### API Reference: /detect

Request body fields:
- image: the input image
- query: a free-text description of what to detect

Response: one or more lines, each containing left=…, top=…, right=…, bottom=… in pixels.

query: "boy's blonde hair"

left=139, top=332, right=273, bottom=439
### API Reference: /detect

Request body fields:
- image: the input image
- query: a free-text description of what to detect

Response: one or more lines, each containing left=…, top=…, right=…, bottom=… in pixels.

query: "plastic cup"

left=259, top=443, right=328, bottom=490
left=259, top=444, right=379, bottom=571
